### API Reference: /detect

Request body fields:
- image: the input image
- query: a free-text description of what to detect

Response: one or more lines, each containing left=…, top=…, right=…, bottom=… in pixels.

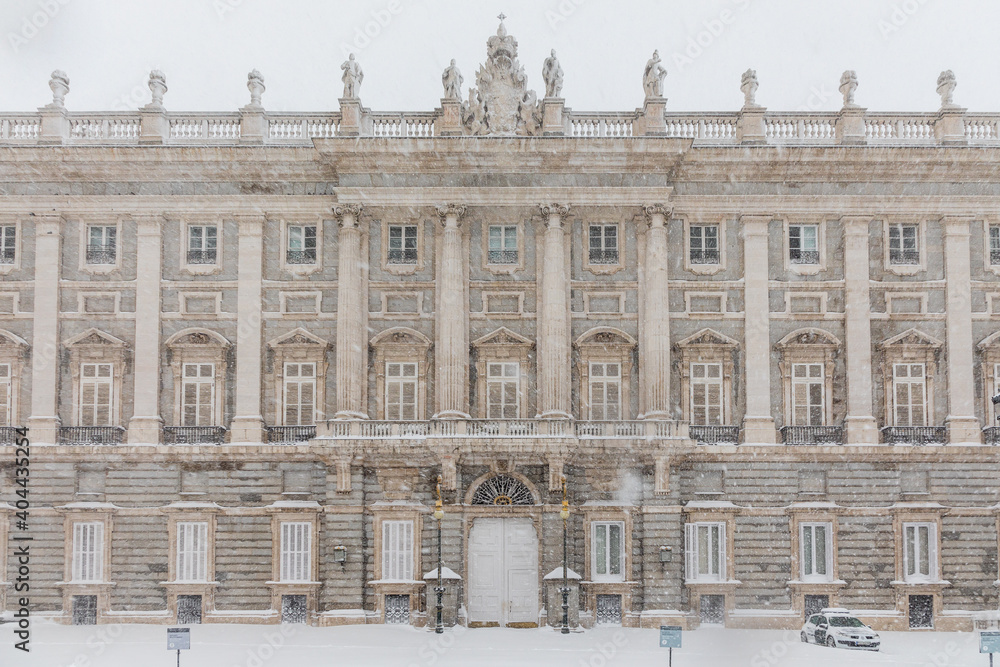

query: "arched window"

left=471, top=475, right=535, bottom=506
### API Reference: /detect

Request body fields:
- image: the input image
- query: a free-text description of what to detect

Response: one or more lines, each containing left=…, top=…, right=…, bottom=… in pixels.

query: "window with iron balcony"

left=86, top=225, right=117, bottom=265
left=588, top=224, right=618, bottom=264
left=788, top=224, right=820, bottom=264
left=689, top=224, right=720, bottom=264
left=286, top=225, right=317, bottom=264
left=888, top=223, right=920, bottom=265
left=387, top=225, right=418, bottom=264
left=0, top=225, right=15, bottom=264
left=487, top=224, right=518, bottom=264
left=187, top=225, right=218, bottom=264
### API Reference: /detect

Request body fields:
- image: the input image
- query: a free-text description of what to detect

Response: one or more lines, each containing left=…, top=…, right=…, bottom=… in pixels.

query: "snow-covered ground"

left=1, top=621, right=992, bottom=666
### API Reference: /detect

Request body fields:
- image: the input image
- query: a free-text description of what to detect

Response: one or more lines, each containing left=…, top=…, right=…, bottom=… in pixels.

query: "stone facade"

left=1, top=23, right=999, bottom=632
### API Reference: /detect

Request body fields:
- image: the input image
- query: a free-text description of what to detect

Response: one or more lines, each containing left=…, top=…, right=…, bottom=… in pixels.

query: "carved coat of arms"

left=462, top=21, right=541, bottom=136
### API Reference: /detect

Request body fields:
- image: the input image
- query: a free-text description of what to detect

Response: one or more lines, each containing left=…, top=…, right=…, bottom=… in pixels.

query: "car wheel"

left=826, top=636, right=837, bottom=648
left=800, top=631, right=808, bottom=643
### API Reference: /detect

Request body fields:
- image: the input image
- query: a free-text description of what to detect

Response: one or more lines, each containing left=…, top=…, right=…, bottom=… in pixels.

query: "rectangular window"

left=487, top=225, right=518, bottom=264
left=279, top=522, right=312, bottom=582
left=0, top=363, right=10, bottom=426
left=893, top=363, right=927, bottom=427
left=176, top=521, right=208, bottom=582
left=86, top=226, right=117, bottom=265
left=286, top=225, right=317, bottom=264
left=592, top=521, right=625, bottom=582
left=791, top=363, right=825, bottom=426
left=187, top=225, right=218, bottom=264
left=385, top=363, right=418, bottom=420
left=690, top=363, right=723, bottom=425
left=381, top=520, right=414, bottom=581
left=685, top=522, right=725, bottom=582
left=903, top=522, right=937, bottom=582
left=80, top=363, right=113, bottom=426
left=788, top=224, right=819, bottom=264
left=72, top=522, right=103, bottom=582
left=181, top=363, right=215, bottom=426
left=589, top=362, right=621, bottom=420
left=800, top=522, right=833, bottom=582
left=283, top=362, right=316, bottom=426
left=888, top=224, right=920, bottom=265
left=589, top=224, right=619, bottom=264
left=991, top=226, right=1000, bottom=266
left=0, top=225, right=15, bottom=264
left=689, top=225, right=720, bottom=264
left=486, top=362, right=519, bottom=419
left=387, top=225, right=418, bottom=264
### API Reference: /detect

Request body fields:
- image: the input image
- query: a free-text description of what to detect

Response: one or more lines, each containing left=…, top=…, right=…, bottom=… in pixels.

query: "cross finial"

left=498, top=12, right=506, bottom=21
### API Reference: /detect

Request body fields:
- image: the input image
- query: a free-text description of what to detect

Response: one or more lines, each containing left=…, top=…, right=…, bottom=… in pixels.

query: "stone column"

left=842, top=217, right=879, bottom=444
left=536, top=204, right=572, bottom=419
left=640, top=203, right=673, bottom=419
left=230, top=216, right=265, bottom=442
left=434, top=204, right=469, bottom=419
left=741, top=216, right=777, bottom=443
left=942, top=217, right=981, bottom=443
left=334, top=205, right=369, bottom=419
left=26, top=216, right=62, bottom=444
left=127, top=216, right=164, bottom=444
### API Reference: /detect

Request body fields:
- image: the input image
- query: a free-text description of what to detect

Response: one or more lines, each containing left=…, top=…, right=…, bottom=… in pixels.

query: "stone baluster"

left=434, top=204, right=470, bottom=419
left=26, top=216, right=63, bottom=444
left=536, top=204, right=572, bottom=419
left=740, top=215, right=777, bottom=443
left=942, top=217, right=981, bottom=443
left=334, top=205, right=369, bottom=419
left=640, top=203, right=673, bottom=419
left=842, top=217, right=879, bottom=444
left=229, top=216, right=265, bottom=442
left=127, top=216, right=164, bottom=444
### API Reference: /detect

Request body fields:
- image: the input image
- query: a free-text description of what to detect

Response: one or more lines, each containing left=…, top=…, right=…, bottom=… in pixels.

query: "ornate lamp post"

left=434, top=475, right=445, bottom=634
left=559, top=475, right=570, bottom=634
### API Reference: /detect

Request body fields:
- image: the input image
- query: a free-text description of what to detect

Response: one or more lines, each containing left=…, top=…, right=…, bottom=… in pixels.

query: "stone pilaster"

left=230, top=216, right=266, bottom=442
left=842, top=217, right=879, bottom=444
left=433, top=204, right=470, bottom=419
left=26, top=216, right=62, bottom=444
left=741, top=215, right=777, bottom=443
left=334, top=205, right=369, bottom=420
left=127, top=216, right=164, bottom=444
left=640, top=203, right=673, bottom=419
left=536, top=204, right=572, bottom=419
left=942, top=217, right=981, bottom=443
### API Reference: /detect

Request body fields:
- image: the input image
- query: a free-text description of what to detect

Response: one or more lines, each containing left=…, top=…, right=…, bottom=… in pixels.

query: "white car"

left=801, top=609, right=880, bottom=651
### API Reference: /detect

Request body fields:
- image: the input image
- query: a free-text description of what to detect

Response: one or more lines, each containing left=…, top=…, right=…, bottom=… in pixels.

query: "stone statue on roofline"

left=542, top=49, right=563, bottom=98
left=936, top=70, right=957, bottom=108
left=47, top=70, right=69, bottom=108
left=442, top=59, right=463, bottom=100
left=740, top=68, right=759, bottom=108
left=643, top=50, right=667, bottom=98
left=839, top=70, right=858, bottom=108
left=341, top=53, right=364, bottom=99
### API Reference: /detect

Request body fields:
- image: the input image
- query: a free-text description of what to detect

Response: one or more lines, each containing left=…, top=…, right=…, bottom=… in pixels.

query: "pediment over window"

left=0, top=329, right=29, bottom=349
left=978, top=330, right=1000, bottom=351
left=165, top=327, right=232, bottom=349
left=879, top=328, right=943, bottom=349
left=472, top=327, right=533, bottom=349
left=574, top=327, right=637, bottom=350
left=776, top=328, right=841, bottom=350
left=675, top=328, right=739, bottom=350
left=267, top=327, right=329, bottom=349
left=370, top=326, right=432, bottom=351
left=63, top=328, right=127, bottom=349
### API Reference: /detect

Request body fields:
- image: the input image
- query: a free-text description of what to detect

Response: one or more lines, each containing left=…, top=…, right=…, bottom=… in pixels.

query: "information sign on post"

left=660, top=625, right=682, bottom=666
left=167, top=627, right=190, bottom=667
left=982, top=632, right=1000, bottom=667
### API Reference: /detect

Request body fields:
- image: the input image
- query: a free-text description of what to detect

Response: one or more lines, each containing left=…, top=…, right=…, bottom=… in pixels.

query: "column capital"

left=33, top=215, right=64, bottom=236
left=539, top=203, right=570, bottom=223
left=642, top=203, right=673, bottom=226
left=941, top=216, right=974, bottom=235
left=740, top=214, right=771, bottom=235
left=841, top=215, right=873, bottom=234
left=134, top=215, right=164, bottom=236
left=435, top=203, right=467, bottom=226
left=235, top=215, right=265, bottom=236
left=334, top=204, right=364, bottom=226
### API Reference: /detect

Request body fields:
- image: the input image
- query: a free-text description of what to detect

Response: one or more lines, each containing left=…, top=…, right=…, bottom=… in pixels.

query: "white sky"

left=1, top=0, right=999, bottom=114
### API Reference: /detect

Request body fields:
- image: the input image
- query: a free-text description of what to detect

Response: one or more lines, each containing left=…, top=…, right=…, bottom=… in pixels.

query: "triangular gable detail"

left=267, top=328, right=329, bottom=348
left=675, top=328, right=739, bottom=348
left=63, top=328, right=127, bottom=348
left=881, top=328, right=943, bottom=348
left=472, top=327, right=533, bottom=347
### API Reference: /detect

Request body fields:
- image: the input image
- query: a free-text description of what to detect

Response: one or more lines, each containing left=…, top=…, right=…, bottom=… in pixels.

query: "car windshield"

left=828, top=616, right=866, bottom=627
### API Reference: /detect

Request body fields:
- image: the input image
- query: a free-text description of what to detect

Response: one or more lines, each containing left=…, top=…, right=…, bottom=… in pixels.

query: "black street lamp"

left=434, top=475, right=445, bottom=634
left=992, top=393, right=1000, bottom=422
left=559, top=475, right=570, bottom=635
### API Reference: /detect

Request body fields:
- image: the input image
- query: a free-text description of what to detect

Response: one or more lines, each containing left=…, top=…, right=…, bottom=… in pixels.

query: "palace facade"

left=1, top=24, right=999, bottom=632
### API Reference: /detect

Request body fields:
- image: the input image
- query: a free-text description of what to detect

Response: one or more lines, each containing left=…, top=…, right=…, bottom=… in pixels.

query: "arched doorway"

left=467, top=474, right=539, bottom=627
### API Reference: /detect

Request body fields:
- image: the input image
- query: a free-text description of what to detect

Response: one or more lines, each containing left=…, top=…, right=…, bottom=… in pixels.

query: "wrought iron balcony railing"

left=588, top=249, right=619, bottom=265
left=285, top=249, right=317, bottom=265
left=85, top=244, right=116, bottom=265
left=982, top=427, right=1000, bottom=445
left=0, top=248, right=14, bottom=264
left=0, top=427, right=25, bottom=444
left=487, top=249, right=518, bottom=265
left=991, top=249, right=1000, bottom=266
left=58, top=426, right=126, bottom=445
left=387, top=248, right=418, bottom=264
left=266, top=425, right=316, bottom=444
left=186, top=249, right=218, bottom=265
left=780, top=425, right=844, bottom=445
left=789, top=249, right=820, bottom=264
left=163, top=426, right=227, bottom=445
left=318, top=419, right=688, bottom=440
left=689, top=425, right=740, bottom=445
left=689, top=249, right=720, bottom=265
left=889, top=249, right=921, bottom=265
left=881, top=426, right=946, bottom=445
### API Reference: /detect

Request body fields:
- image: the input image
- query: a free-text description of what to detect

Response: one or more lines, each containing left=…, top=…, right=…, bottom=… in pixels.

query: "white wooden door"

left=468, top=517, right=538, bottom=626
